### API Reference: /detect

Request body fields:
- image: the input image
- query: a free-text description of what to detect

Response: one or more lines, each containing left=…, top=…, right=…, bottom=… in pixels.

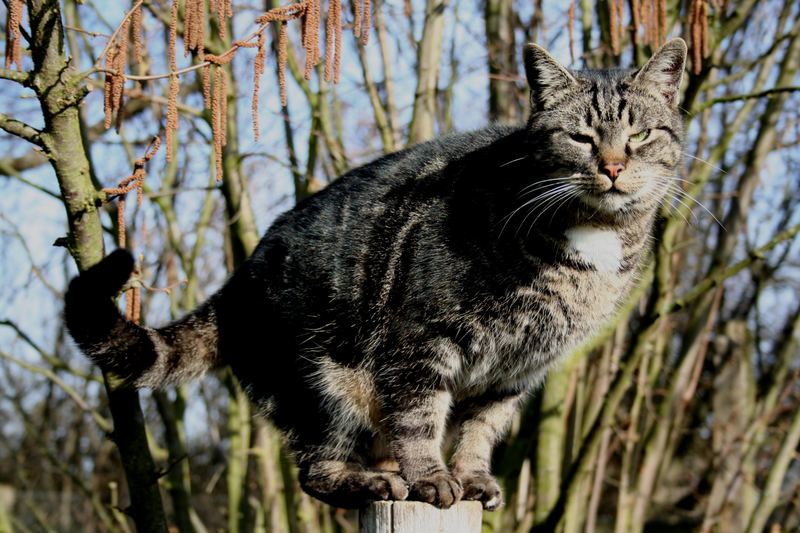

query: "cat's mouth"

left=581, top=187, right=637, bottom=212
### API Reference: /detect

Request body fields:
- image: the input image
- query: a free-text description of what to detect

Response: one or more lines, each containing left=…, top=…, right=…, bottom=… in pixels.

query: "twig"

left=92, top=0, right=146, bottom=72
left=0, top=350, right=113, bottom=432
left=692, top=86, right=800, bottom=114
left=64, top=24, right=110, bottom=38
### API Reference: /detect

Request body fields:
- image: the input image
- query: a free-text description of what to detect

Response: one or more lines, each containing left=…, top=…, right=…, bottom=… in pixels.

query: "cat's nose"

left=600, top=160, right=626, bottom=181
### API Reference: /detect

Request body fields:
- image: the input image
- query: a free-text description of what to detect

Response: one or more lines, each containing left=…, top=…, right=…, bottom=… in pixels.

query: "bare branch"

left=0, top=349, right=112, bottom=432
left=692, top=85, right=800, bottom=114
left=0, top=112, right=44, bottom=146
left=0, top=66, right=30, bottom=83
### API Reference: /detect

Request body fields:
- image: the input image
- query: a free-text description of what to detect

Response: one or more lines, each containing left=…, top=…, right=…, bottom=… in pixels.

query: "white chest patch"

left=564, top=225, right=622, bottom=272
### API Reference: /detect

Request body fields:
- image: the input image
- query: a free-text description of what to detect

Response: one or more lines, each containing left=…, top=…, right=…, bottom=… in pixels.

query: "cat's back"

left=252, top=124, right=520, bottom=270
left=294, top=123, right=519, bottom=215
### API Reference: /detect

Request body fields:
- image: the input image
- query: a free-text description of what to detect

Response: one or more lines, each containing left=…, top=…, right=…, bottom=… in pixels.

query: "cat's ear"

left=631, top=38, right=687, bottom=106
left=523, top=44, right=578, bottom=110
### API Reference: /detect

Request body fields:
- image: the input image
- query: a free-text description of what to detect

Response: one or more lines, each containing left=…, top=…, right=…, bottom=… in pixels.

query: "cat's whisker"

left=518, top=181, right=573, bottom=198
left=500, top=184, right=575, bottom=237
left=681, top=152, right=728, bottom=175
left=521, top=186, right=576, bottom=221
left=659, top=175, right=695, bottom=187
left=518, top=176, right=573, bottom=194
left=665, top=190, right=698, bottom=226
left=524, top=186, right=578, bottom=233
left=499, top=155, right=529, bottom=168
left=545, top=189, right=581, bottom=227
left=665, top=184, right=726, bottom=230
left=512, top=185, right=576, bottom=236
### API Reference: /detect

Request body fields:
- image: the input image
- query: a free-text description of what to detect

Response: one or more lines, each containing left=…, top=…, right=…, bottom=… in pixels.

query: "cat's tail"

left=65, top=249, right=220, bottom=388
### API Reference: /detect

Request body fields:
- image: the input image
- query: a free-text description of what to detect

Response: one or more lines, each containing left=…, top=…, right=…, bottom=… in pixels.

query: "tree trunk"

left=27, top=0, right=167, bottom=530
left=485, top=0, right=519, bottom=123
left=408, top=0, right=449, bottom=144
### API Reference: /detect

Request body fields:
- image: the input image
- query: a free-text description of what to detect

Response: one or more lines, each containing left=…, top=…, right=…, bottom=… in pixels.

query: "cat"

left=65, top=39, right=687, bottom=511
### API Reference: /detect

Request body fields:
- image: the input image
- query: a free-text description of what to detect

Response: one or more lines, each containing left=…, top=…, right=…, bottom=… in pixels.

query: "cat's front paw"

left=362, top=471, right=410, bottom=502
left=456, top=472, right=503, bottom=510
left=409, top=471, right=463, bottom=508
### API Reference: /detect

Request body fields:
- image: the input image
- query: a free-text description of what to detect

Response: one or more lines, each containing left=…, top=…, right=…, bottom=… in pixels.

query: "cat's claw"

left=458, top=472, right=503, bottom=511
left=409, top=472, right=463, bottom=509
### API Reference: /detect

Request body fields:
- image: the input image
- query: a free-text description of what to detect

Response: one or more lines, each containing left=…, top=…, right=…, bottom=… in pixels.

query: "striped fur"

left=65, top=40, right=687, bottom=510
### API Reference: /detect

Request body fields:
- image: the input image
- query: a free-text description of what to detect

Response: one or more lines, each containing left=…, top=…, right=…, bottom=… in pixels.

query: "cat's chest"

left=563, top=225, right=623, bottom=272
left=456, top=227, right=634, bottom=392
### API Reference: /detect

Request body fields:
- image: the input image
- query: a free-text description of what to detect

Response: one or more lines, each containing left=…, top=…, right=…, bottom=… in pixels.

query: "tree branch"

left=0, top=112, right=44, bottom=146
left=0, top=66, right=31, bottom=84
left=692, top=86, right=800, bottom=114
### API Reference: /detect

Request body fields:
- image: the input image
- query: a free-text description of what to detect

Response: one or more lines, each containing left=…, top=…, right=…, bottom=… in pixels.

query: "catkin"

left=689, top=0, right=708, bottom=74
left=279, top=21, right=288, bottom=106
left=210, top=66, right=230, bottom=180
left=132, top=1, right=144, bottom=65
left=104, top=136, right=161, bottom=249
left=166, top=74, right=180, bottom=160
left=361, top=0, right=371, bottom=45
left=334, top=0, right=342, bottom=82
left=354, top=0, right=362, bottom=39
left=103, top=16, right=129, bottom=131
left=609, top=0, right=619, bottom=55
left=185, top=0, right=207, bottom=60
left=4, top=0, right=23, bottom=69
left=253, top=30, right=266, bottom=140
left=100, top=0, right=360, bottom=182
left=325, top=0, right=336, bottom=81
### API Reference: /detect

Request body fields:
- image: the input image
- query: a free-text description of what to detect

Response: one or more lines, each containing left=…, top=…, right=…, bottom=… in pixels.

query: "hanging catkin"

left=325, top=0, right=336, bottom=81
left=279, top=21, right=288, bottom=105
left=631, top=0, right=641, bottom=47
left=253, top=30, right=266, bottom=140
left=210, top=65, right=230, bottom=180
left=609, top=0, right=620, bottom=55
left=166, top=74, right=180, bottom=159
left=688, top=0, right=709, bottom=74
left=184, top=0, right=207, bottom=60
left=360, top=0, right=371, bottom=45
left=103, top=16, right=129, bottom=130
left=165, top=0, right=179, bottom=161
left=100, top=0, right=359, bottom=186
left=334, top=0, right=342, bottom=82
left=103, top=136, right=161, bottom=249
left=132, top=1, right=144, bottom=65
left=4, top=0, right=23, bottom=69
left=103, top=137, right=160, bottom=324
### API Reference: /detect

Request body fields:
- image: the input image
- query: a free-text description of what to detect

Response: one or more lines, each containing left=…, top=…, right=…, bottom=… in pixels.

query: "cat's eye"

left=629, top=130, right=651, bottom=143
left=568, top=133, right=595, bottom=145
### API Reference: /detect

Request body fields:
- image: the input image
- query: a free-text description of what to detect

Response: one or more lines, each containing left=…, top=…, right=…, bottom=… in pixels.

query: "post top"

left=359, top=501, right=483, bottom=533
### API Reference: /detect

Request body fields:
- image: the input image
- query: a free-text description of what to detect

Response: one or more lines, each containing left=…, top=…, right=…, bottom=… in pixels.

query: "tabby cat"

left=65, top=39, right=687, bottom=510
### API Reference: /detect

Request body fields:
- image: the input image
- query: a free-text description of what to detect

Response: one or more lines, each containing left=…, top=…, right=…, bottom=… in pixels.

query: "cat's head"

left=522, top=39, right=687, bottom=217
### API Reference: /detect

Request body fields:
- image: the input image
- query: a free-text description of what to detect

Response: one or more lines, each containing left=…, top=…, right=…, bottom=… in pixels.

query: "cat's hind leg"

left=298, top=455, right=409, bottom=509
left=291, top=356, right=409, bottom=508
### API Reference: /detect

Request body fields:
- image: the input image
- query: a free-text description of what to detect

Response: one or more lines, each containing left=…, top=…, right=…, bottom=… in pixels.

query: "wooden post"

left=359, top=501, right=483, bottom=533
